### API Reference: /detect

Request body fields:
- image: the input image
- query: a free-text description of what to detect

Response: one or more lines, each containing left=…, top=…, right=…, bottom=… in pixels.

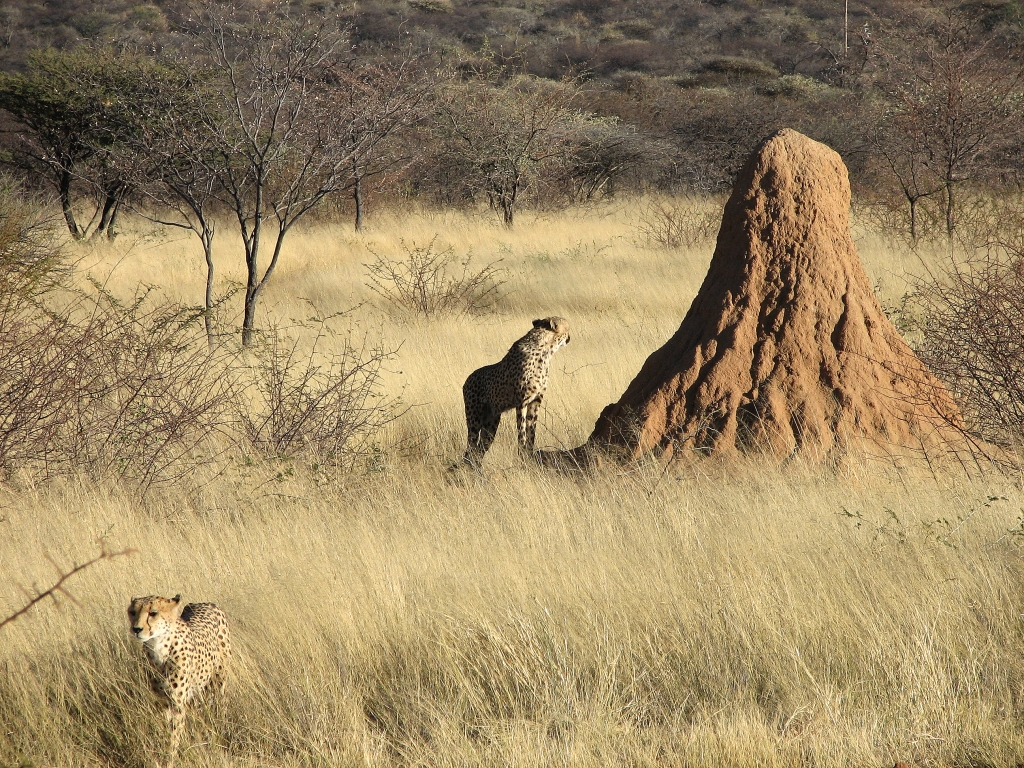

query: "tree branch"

left=0, top=545, right=136, bottom=631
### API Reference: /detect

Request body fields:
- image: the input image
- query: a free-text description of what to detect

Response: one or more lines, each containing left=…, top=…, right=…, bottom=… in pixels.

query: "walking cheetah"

left=128, top=594, right=231, bottom=768
left=461, top=316, right=571, bottom=466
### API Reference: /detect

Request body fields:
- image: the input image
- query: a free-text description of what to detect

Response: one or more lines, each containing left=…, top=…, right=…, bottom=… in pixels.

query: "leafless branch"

left=0, top=545, right=136, bottom=631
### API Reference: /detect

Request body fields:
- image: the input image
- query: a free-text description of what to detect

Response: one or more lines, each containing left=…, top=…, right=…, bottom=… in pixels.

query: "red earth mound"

left=584, top=129, right=964, bottom=464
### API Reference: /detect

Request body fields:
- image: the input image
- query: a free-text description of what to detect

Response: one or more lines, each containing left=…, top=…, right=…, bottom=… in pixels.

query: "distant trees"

left=179, top=5, right=360, bottom=348
left=0, top=47, right=173, bottom=239
left=0, top=4, right=436, bottom=346
left=431, top=67, right=593, bottom=227
left=871, top=10, right=1024, bottom=237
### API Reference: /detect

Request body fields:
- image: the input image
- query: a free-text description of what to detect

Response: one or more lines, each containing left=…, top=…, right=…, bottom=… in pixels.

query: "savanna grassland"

left=3, top=203, right=1024, bottom=768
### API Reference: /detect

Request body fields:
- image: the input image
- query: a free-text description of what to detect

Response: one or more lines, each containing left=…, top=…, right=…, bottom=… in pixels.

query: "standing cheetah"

left=128, top=594, right=231, bottom=768
left=461, top=316, right=571, bottom=467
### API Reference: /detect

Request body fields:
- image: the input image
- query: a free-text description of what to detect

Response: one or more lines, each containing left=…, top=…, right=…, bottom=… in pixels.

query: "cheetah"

left=128, top=594, right=231, bottom=768
left=461, top=316, right=571, bottom=467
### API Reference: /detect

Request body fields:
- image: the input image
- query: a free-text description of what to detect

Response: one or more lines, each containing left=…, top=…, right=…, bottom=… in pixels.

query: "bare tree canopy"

left=870, top=8, right=1024, bottom=237
left=172, top=1, right=435, bottom=346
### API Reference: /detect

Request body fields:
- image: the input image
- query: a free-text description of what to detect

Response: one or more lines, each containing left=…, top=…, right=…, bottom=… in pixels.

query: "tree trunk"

left=242, top=293, right=257, bottom=347
left=59, top=169, right=82, bottom=240
left=242, top=225, right=261, bottom=348
left=203, top=229, right=215, bottom=347
left=501, top=182, right=517, bottom=228
left=909, top=197, right=917, bottom=240
left=945, top=184, right=955, bottom=236
left=353, top=174, right=364, bottom=231
left=93, top=191, right=118, bottom=240
left=106, top=199, right=121, bottom=240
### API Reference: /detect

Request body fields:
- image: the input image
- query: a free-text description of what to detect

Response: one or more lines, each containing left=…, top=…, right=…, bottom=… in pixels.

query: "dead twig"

left=0, top=545, right=136, bottom=631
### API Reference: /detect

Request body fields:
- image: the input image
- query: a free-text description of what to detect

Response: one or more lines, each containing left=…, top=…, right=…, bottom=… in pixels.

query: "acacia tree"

left=341, top=58, right=438, bottom=231
left=873, top=10, right=1024, bottom=236
left=180, top=3, right=433, bottom=346
left=0, top=49, right=102, bottom=238
left=435, top=69, right=590, bottom=227
left=0, top=47, right=167, bottom=240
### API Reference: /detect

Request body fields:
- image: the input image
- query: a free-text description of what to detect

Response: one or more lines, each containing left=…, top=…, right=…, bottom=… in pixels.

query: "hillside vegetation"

left=3, top=0, right=1024, bottom=234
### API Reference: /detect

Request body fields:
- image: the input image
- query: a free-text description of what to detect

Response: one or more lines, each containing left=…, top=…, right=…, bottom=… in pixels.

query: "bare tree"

left=434, top=66, right=590, bottom=227
left=873, top=9, right=1024, bottom=236
left=341, top=58, right=438, bottom=231
left=179, top=3, right=433, bottom=346
left=123, top=70, right=222, bottom=344
left=867, top=105, right=943, bottom=241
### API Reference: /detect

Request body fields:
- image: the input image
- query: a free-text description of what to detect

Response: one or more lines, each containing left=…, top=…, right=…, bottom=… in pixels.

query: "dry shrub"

left=64, top=286, right=238, bottom=486
left=0, top=177, right=236, bottom=491
left=635, top=197, right=719, bottom=249
left=0, top=545, right=135, bottom=631
left=238, top=316, right=399, bottom=467
left=914, top=245, right=1024, bottom=446
left=0, top=285, right=237, bottom=489
left=0, top=176, right=64, bottom=292
left=365, top=237, right=505, bottom=318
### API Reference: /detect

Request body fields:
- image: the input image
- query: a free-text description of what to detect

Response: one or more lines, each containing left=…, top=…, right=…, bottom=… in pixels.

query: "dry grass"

left=2, top=200, right=1023, bottom=767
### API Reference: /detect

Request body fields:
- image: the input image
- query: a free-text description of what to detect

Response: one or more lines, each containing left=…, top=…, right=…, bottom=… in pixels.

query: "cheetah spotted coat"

left=129, top=595, right=231, bottom=767
left=461, top=316, right=570, bottom=466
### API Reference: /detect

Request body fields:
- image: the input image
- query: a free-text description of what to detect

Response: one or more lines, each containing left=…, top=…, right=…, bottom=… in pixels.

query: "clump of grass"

left=364, top=236, right=506, bottom=318
left=635, top=197, right=719, bottom=249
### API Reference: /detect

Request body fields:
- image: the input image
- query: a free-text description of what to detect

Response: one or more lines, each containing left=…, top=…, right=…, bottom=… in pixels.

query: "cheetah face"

left=532, top=316, right=571, bottom=351
left=128, top=594, right=185, bottom=642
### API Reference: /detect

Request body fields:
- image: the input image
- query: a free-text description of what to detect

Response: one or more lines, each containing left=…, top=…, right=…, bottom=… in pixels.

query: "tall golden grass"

left=2, top=201, right=1023, bottom=767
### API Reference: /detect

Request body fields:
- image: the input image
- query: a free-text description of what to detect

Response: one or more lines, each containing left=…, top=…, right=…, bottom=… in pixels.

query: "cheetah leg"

left=463, top=403, right=484, bottom=466
left=207, top=667, right=230, bottom=748
left=212, top=663, right=229, bottom=698
left=516, top=405, right=528, bottom=453
left=472, top=409, right=501, bottom=466
left=165, top=706, right=184, bottom=768
left=464, top=406, right=501, bottom=467
left=463, top=410, right=483, bottom=466
left=524, top=396, right=542, bottom=453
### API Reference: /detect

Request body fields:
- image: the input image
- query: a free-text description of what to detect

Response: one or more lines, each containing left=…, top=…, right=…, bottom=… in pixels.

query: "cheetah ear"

left=532, top=318, right=552, bottom=330
left=170, top=595, right=185, bottom=619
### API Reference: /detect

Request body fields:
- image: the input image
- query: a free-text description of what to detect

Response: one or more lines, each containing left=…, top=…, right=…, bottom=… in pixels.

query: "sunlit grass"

left=3, top=200, right=1022, bottom=767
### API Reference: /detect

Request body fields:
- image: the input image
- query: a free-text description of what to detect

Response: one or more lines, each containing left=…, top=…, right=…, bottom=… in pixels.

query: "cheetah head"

left=128, top=594, right=185, bottom=642
left=532, top=316, right=571, bottom=351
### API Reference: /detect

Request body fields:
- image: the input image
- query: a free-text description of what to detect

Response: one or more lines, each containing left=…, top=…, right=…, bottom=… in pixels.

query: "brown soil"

left=584, top=129, right=965, bottom=464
